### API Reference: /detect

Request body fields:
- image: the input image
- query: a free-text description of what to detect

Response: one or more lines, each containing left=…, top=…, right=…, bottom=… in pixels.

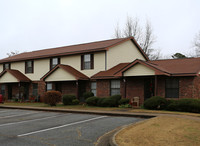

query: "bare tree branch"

left=7, top=50, right=19, bottom=57
left=193, top=31, right=200, bottom=57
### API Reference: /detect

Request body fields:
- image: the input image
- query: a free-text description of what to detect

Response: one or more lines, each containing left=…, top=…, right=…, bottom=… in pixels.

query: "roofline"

left=0, top=49, right=106, bottom=64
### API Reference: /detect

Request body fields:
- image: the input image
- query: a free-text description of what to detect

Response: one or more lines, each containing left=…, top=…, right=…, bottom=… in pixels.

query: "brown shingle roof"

left=0, top=69, right=31, bottom=82
left=41, top=64, right=89, bottom=81
left=0, top=37, right=148, bottom=63
left=149, top=58, right=200, bottom=76
left=91, top=58, right=200, bottom=79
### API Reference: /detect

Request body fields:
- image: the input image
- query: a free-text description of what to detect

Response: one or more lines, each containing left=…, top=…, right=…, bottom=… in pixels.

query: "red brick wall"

left=124, top=77, right=144, bottom=105
left=179, top=77, right=194, bottom=99
left=61, top=81, right=77, bottom=95
left=97, top=80, right=110, bottom=97
left=193, top=76, right=200, bottom=99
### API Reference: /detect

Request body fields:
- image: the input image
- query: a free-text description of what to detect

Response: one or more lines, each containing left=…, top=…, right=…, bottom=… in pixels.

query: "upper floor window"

left=3, top=63, right=10, bottom=70
left=25, top=60, right=34, bottom=73
left=165, top=78, right=179, bottom=98
left=81, top=54, right=94, bottom=70
left=50, top=57, right=60, bottom=70
left=110, top=80, right=121, bottom=96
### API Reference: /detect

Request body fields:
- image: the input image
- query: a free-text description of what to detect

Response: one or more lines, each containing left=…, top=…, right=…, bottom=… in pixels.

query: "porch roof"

left=41, top=64, right=89, bottom=81
left=91, top=58, right=200, bottom=79
left=0, top=69, right=31, bottom=83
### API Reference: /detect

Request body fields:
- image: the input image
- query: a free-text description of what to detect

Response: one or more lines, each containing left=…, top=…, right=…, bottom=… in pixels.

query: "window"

left=46, top=83, right=53, bottom=91
left=32, top=83, right=38, bottom=97
left=1, top=85, right=5, bottom=96
left=165, top=78, right=179, bottom=98
left=25, top=60, right=34, bottom=73
left=3, top=63, right=10, bottom=70
left=81, top=54, right=94, bottom=70
left=110, top=80, right=121, bottom=96
left=91, top=82, right=97, bottom=96
left=50, top=58, right=60, bottom=70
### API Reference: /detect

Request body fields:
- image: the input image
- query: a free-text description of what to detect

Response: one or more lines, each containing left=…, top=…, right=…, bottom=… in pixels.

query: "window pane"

left=32, top=84, right=38, bottom=97
left=165, top=78, right=179, bottom=98
left=111, top=80, right=120, bottom=88
left=1, top=85, right=5, bottom=96
left=91, top=89, right=96, bottom=96
left=84, top=54, right=91, bottom=62
left=27, top=61, right=32, bottom=67
left=84, top=62, right=91, bottom=69
left=47, top=83, right=52, bottom=91
left=5, top=63, right=10, bottom=69
left=111, top=89, right=120, bottom=96
left=52, top=58, right=58, bottom=65
left=91, top=82, right=96, bottom=89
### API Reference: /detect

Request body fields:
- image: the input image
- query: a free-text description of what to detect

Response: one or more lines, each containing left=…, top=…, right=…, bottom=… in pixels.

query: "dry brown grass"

left=116, top=116, right=200, bottom=146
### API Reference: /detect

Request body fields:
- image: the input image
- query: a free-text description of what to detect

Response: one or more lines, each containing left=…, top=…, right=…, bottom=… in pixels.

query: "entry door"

left=144, top=78, right=154, bottom=100
left=79, top=81, right=86, bottom=102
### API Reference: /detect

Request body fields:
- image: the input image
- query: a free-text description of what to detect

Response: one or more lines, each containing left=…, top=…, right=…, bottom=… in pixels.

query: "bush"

left=86, top=96, right=99, bottom=106
left=97, top=98, right=107, bottom=107
left=118, top=98, right=130, bottom=105
left=43, top=91, right=62, bottom=106
left=96, top=97, right=117, bottom=107
left=167, top=99, right=200, bottom=113
left=144, top=96, right=167, bottom=110
left=110, top=95, right=121, bottom=106
left=83, top=92, right=94, bottom=100
left=119, top=104, right=132, bottom=108
left=72, top=99, right=79, bottom=105
left=62, top=95, right=76, bottom=105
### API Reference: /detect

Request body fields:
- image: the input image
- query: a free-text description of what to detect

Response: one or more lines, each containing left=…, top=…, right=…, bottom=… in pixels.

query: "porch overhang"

left=0, top=69, right=31, bottom=83
left=41, top=64, right=89, bottom=82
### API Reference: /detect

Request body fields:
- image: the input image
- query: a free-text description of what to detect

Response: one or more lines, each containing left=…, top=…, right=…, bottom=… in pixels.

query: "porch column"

left=76, top=81, right=79, bottom=99
left=154, top=76, right=157, bottom=96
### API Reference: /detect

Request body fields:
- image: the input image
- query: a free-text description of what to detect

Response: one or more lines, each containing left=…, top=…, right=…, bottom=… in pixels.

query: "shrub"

left=97, top=98, right=107, bottom=107
left=86, top=96, right=99, bottom=106
left=83, top=92, right=94, bottom=100
left=43, top=91, right=62, bottom=106
left=143, top=96, right=167, bottom=110
left=118, top=98, right=130, bottom=105
left=62, top=95, right=76, bottom=105
left=110, top=95, right=121, bottom=106
left=72, top=99, right=79, bottom=105
left=100, top=98, right=116, bottom=107
left=167, top=99, right=200, bottom=113
left=119, top=104, right=132, bottom=108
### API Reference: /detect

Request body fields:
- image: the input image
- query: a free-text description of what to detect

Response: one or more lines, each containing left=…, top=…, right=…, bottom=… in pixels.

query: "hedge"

left=86, top=96, right=99, bottom=106
left=62, top=95, right=76, bottom=105
left=143, top=96, right=167, bottom=110
left=118, top=98, right=130, bottom=105
left=83, top=92, right=94, bottom=100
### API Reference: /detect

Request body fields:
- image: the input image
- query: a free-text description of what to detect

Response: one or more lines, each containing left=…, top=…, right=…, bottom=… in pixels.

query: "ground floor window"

left=110, top=80, right=120, bottom=96
left=165, top=78, right=179, bottom=98
left=91, top=82, right=96, bottom=96
left=46, top=83, right=53, bottom=91
left=32, top=83, right=38, bottom=97
left=1, top=85, right=5, bottom=96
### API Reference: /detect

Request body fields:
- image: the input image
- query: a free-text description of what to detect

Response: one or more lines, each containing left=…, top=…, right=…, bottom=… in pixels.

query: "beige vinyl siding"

left=107, top=40, right=146, bottom=70
left=124, top=64, right=155, bottom=76
left=0, top=64, right=3, bottom=73
left=0, top=72, right=18, bottom=83
left=61, top=52, right=105, bottom=77
left=45, top=68, right=76, bottom=81
left=11, top=59, right=50, bottom=81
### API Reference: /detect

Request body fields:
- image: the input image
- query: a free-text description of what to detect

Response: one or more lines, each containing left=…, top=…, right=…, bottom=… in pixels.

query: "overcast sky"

left=0, top=0, right=200, bottom=59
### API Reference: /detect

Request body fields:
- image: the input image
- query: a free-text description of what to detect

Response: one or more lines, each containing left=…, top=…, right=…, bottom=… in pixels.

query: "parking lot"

left=0, top=108, right=142, bottom=146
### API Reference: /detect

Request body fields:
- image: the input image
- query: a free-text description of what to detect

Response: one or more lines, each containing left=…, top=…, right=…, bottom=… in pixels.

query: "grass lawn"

left=116, top=116, right=200, bottom=146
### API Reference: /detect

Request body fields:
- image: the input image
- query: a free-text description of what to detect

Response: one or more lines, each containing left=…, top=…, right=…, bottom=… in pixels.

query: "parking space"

left=0, top=109, right=142, bottom=146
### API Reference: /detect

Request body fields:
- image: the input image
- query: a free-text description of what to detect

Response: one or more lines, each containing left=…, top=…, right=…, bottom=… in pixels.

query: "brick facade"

left=97, top=80, right=110, bottom=97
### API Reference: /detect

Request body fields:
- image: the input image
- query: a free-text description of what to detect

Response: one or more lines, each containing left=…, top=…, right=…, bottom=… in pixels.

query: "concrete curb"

left=0, top=105, right=156, bottom=118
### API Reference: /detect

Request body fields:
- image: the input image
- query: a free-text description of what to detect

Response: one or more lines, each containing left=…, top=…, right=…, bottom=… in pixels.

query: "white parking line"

left=0, top=114, right=69, bottom=127
left=0, top=110, right=12, bottom=113
left=18, top=116, right=107, bottom=137
left=0, top=112, right=39, bottom=119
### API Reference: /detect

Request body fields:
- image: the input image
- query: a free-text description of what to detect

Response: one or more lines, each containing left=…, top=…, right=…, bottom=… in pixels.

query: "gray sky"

left=0, top=0, right=200, bottom=59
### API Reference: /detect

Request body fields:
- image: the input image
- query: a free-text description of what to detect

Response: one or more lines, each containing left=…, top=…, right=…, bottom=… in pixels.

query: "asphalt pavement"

left=0, top=109, right=142, bottom=146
